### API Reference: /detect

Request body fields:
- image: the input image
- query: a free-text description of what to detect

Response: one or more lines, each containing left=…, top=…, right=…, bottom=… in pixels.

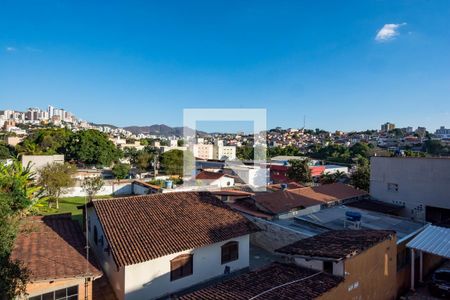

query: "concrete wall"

left=63, top=181, right=132, bottom=197
left=294, top=258, right=344, bottom=277
left=370, top=157, right=450, bottom=221
left=277, top=205, right=321, bottom=220
left=247, top=216, right=309, bottom=252
left=318, top=236, right=397, bottom=300
left=22, top=154, right=64, bottom=173
left=123, top=235, right=250, bottom=300
left=87, top=207, right=125, bottom=300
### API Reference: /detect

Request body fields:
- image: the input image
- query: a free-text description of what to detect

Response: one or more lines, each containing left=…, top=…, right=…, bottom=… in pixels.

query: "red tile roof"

left=212, top=190, right=254, bottom=197
left=178, top=262, right=343, bottom=300
left=254, top=183, right=367, bottom=215
left=267, top=182, right=305, bottom=191
left=11, top=214, right=101, bottom=281
left=132, top=180, right=161, bottom=190
left=196, top=171, right=226, bottom=180
left=91, top=192, right=259, bottom=267
left=276, top=230, right=395, bottom=260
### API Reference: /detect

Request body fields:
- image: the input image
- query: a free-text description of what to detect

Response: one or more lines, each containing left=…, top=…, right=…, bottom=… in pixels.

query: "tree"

left=16, top=128, right=72, bottom=155
left=38, top=163, right=76, bottom=209
left=112, top=163, right=130, bottom=181
left=66, top=129, right=121, bottom=166
left=287, top=159, right=312, bottom=184
left=423, top=140, right=444, bottom=156
left=351, top=157, right=370, bottom=191
left=0, top=160, right=41, bottom=211
left=160, top=150, right=194, bottom=176
left=0, top=167, right=32, bottom=299
left=321, top=170, right=347, bottom=184
left=0, top=143, right=14, bottom=159
left=136, top=151, right=153, bottom=173
left=81, top=176, right=104, bottom=202
left=349, top=142, right=371, bottom=159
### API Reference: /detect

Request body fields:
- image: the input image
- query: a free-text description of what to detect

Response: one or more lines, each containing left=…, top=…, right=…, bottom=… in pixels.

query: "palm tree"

left=0, top=159, right=42, bottom=212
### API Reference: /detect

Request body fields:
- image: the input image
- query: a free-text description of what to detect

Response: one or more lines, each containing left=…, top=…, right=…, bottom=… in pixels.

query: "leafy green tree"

left=136, top=151, right=153, bottom=173
left=112, top=163, right=130, bottom=181
left=237, top=146, right=254, bottom=160
left=66, top=129, right=121, bottom=166
left=351, top=157, right=370, bottom=191
left=350, top=142, right=371, bottom=158
left=81, top=176, right=104, bottom=202
left=423, top=140, right=444, bottom=156
left=16, top=128, right=72, bottom=154
left=160, top=150, right=194, bottom=176
left=0, top=143, right=14, bottom=159
left=287, top=159, right=312, bottom=184
left=0, top=160, right=41, bottom=211
left=38, top=163, right=76, bottom=209
left=0, top=164, right=33, bottom=299
left=123, top=148, right=139, bottom=164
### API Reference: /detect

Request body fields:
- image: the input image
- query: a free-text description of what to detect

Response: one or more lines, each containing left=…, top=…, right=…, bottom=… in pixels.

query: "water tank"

left=164, top=180, right=173, bottom=189
left=280, top=183, right=288, bottom=190
left=345, top=211, right=362, bottom=222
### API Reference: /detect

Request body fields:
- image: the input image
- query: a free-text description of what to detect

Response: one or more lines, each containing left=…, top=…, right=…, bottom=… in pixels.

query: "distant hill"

left=124, top=124, right=206, bottom=137
left=90, top=123, right=118, bottom=129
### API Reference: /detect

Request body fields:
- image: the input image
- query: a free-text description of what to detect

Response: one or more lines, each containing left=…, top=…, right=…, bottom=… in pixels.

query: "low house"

left=85, top=192, right=259, bottom=300
left=195, top=170, right=235, bottom=188
left=179, top=262, right=343, bottom=299
left=11, top=214, right=102, bottom=300
left=276, top=230, right=398, bottom=299
left=237, top=183, right=368, bottom=219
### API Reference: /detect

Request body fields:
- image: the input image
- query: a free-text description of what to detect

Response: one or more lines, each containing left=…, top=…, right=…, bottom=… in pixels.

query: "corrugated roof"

left=406, top=225, right=450, bottom=259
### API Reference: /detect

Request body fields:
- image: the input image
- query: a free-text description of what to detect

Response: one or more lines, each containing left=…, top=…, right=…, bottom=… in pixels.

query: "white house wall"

left=123, top=234, right=250, bottom=300
left=87, top=207, right=125, bottom=300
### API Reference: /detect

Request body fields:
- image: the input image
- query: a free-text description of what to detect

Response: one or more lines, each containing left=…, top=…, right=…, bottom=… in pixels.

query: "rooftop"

left=178, top=262, right=342, bottom=300
left=276, top=230, right=395, bottom=260
left=196, top=170, right=226, bottom=180
left=11, top=214, right=101, bottom=281
left=90, top=192, right=259, bottom=267
left=290, top=205, right=426, bottom=242
left=267, top=181, right=304, bottom=191
left=346, top=199, right=404, bottom=215
left=254, top=183, right=367, bottom=215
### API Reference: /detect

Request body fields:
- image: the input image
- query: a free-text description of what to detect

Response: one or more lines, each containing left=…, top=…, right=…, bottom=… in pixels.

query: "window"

left=387, top=183, right=399, bottom=192
left=28, top=285, right=78, bottom=300
left=221, top=241, right=239, bottom=264
left=170, top=254, right=193, bottom=281
left=323, top=261, right=333, bottom=273
left=94, top=225, right=98, bottom=246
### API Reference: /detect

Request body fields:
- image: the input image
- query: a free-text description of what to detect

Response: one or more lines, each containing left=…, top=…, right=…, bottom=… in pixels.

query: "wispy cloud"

left=5, top=46, right=16, bottom=52
left=375, top=23, right=407, bottom=42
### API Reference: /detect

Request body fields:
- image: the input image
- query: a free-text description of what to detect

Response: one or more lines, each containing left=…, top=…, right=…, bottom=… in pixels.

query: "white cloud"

left=375, top=23, right=407, bottom=42
left=5, top=46, right=16, bottom=52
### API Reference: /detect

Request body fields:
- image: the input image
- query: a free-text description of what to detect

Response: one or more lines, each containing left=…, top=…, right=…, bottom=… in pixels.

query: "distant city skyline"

left=1, top=1, right=449, bottom=132
left=1, top=104, right=448, bottom=134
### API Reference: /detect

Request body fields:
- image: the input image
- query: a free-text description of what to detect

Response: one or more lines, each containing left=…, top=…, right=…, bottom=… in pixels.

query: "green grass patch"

left=33, top=195, right=112, bottom=224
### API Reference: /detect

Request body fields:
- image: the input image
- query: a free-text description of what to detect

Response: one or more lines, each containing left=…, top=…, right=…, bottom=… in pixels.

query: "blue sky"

left=1, top=0, right=449, bottom=132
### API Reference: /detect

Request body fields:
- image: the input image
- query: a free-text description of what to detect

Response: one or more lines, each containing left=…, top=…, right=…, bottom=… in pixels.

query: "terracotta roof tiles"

left=179, top=262, right=343, bottom=300
left=91, top=192, right=259, bottom=267
left=276, top=230, right=395, bottom=260
left=11, top=214, right=101, bottom=281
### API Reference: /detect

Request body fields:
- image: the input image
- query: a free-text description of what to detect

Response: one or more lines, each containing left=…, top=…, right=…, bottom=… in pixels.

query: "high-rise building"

left=435, top=126, right=450, bottom=139
left=381, top=122, right=395, bottom=132
left=416, top=127, right=427, bottom=137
